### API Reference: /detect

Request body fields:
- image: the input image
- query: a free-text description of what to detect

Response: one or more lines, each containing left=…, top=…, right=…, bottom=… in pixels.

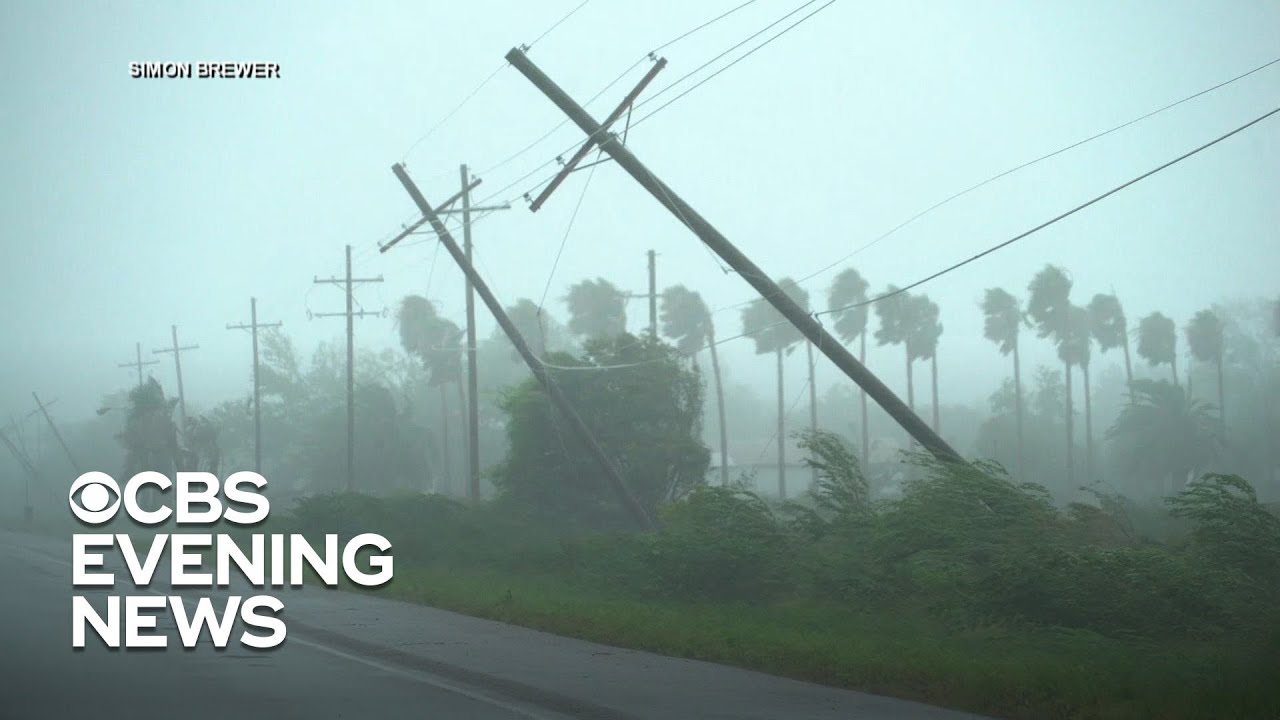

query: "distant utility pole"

left=624, top=250, right=659, bottom=339
left=389, top=163, right=653, bottom=530
left=506, top=48, right=963, bottom=465
left=313, top=245, right=383, bottom=492
left=227, top=297, right=282, bottom=474
left=118, top=342, right=160, bottom=389
left=153, top=326, right=198, bottom=439
left=0, top=427, right=37, bottom=523
left=32, top=392, right=79, bottom=474
left=382, top=168, right=509, bottom=502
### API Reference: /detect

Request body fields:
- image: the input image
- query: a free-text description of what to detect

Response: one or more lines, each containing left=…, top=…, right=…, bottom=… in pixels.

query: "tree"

left=828, top=268, right=871, bottom=462
left=1087, top=292, right=1133, bottom=388
left=503, top=298, right=570, bottom=362
left=873, top=287, right=917, bottom=409
left=661, top=284, right=729, bottom=486
left=1061, top=305, right=1093, bottom=484
left=980, top=287, right=1025, bottom=475
left=1186, top=308, right=1226, bottom=439
left=741, top=277, right=807, bottom=498
left=911, top=294, right=943, bottom=433
left=492, top=334, right=708, bottom=527
left=565, top=278, right=626, bottom=340
left=397, top=295, right=467, bottom=492
left=1027, top=265, right=1076, bottom=486
left=118, top=378, right=180, bottom=479
left=1137, top=311, right=1179, bottom=386
left=1107, top=379, right=1220, bottom=496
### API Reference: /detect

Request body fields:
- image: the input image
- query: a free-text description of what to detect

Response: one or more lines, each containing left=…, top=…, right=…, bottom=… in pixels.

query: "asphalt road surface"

left=0, top=530, right=989, bottom=720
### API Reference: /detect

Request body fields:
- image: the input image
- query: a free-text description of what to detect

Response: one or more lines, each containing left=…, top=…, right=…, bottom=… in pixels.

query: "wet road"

left=0, top=530, right=988, bottom=720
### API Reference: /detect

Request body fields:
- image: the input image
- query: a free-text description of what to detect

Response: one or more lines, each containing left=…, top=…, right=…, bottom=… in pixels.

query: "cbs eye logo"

left=68, top=472, right=122, bottom=524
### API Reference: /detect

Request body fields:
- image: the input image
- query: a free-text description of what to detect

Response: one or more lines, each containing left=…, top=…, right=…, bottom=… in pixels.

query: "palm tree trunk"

left=1121, top=336, right=1133, bottom=387
left=439, top=384, right=452, bottom=495
left=1171, top=353, right=1179, bottom=387
left=455, top=379, right=468, bottom=494
left=1216, top=352, right=1226, bottom=442
left=1013, top=337, right=1024, bottom=478
left=1064, top=361, right=1075, bottom=488
left=776, top=347, right=786, bottom=500
left=859, top=332, right=869, bottom=465
left=931, top=354, right=940, bottom=433
left=905, top=348, right=915, bottom=411
left=807, top=341, right=818, bottom=488
left=708, top=329, right=730, bottom=487
left=1083, top=362, right=1093, bottom=485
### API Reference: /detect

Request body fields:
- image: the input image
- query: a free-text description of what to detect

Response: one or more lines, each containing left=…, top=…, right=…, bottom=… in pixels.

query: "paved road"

left=0, top=530, right=989, bottom=720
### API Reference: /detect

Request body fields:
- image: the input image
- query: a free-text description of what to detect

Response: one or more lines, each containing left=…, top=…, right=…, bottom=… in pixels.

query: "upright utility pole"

left=118, top=342, right=159, bottom=389
left=457, top=164, right=510, bottom=502
left=32, top=392, right=79, bottom=474
left=506, top=48, right=963, bottom=465
left=313, top=246, right=383, bottom=492
left=624, top=251, right=658, bottom=339
left=0, top=427, right=37, bottom=523
left=227, top=298, right=283, bottom=474
left=153, top=326, right=198, bottom=438
left=647, top=249, right=657, bottom=339
left=389, top=163, right=652, bottom=530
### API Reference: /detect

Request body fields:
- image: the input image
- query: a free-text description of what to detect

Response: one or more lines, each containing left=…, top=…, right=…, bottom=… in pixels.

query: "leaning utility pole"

left=227, top=298, right=283, bottom=474
left=118, top=342, right=160, bottom=389
left=32, top=392, right=79, bottom=474
left=506, top=48, right=963, bottom=465
left=389, top=163, right=652, bottom=530
left=458, top=165, right=509, bottom=502
left=313, top=246, right=383, bottom=492
left=153, top=326, right=198, bottom=439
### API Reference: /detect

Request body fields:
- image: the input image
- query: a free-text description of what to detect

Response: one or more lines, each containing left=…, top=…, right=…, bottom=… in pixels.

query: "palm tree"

left=980, top=287, right=1025, bottom=475
left=740, top=277, right=807, bottom=499
left=398, top=295, right=466, bottom=492
left=1027, top=264, right=1076, bottom=485
left=504, top=298, right=565, bottom=361
left=1087, top=292, right=1133, bottom=388
left=661, top=284, right=729, bottom=486
left=1107, top=379, right=1220, bottom=495
left=1137, top=311, right=1178, bottom=386
left=911, top=295, right=943, bottom=433
left=1185, top=308, right=1226, bottom=439
left=874, top=287, right=915, bottom=409
left=1061, top=304, right=1093, bottom=484
left=565, top=278, right=626, bottom=340
left=828, top=268, right=871, bottom=462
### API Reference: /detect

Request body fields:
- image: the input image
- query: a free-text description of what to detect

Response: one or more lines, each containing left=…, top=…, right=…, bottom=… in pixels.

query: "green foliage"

left=659, top=284, right=712, bottom=355
left=565, top=278, right=627, bottom=340
left=1185, top=308, right=1224, bottom=363
left=1167, top=473, right=1280, bottom=584
left=1107, top=380, right=1219, bottom=489
left=490, top=333, right=709, bottom=528
left=649, top=486, right=790, bottom=600
left=827, top=268, right=870, bottom=345
left=1137, top=311, right=1177, bottom=368
left=1087, top=292, right=1128, bottom=352
left=1026, top=264, right=1072, bottom=340
left=980, top=287, right=1021, bottom=356
left=740, top=277, right=807, bottom=355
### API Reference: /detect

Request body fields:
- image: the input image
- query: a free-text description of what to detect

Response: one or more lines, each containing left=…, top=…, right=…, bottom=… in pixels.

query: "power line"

left=539, top=149, right=603, bottom=312
left=473, top=0, right=765, bottom=195
left=401, top=61, right=509, bottom=163
left=525, top=0, right=593, bottom=51
left=819, top=104, right=1280, bottom=318
left=783, top=53, right=1280, bottom=293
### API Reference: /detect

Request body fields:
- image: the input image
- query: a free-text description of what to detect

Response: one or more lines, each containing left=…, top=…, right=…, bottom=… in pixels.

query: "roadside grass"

left=370, top=563, right=1279, bottom=720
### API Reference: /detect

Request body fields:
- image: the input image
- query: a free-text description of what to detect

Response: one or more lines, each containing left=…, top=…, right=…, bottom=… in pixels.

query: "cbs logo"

left=68, top=471, right=270, bottom=526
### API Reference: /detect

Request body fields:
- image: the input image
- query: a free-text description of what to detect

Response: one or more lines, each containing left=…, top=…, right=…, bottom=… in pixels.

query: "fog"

left=2, top=0, right=1276, bottom=426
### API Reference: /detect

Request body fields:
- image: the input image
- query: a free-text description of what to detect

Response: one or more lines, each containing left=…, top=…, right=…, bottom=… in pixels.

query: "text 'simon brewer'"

left=68, top=471, right=392, bottom=649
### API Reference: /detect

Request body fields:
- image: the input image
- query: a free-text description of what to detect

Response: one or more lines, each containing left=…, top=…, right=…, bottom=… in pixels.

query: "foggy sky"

left=2, top=0, right=1277, bottom=427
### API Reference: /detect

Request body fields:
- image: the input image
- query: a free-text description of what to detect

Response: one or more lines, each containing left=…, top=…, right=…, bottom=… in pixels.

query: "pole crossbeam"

left=152, top=326, right=197, bottom=441
left=505, top=47, right=963, bottom=465
left=379, top=177, right=483, bottom=253
left=227, top=297, right=282, bottom=474
left=32, top=391, right=79, bottom=474
left=118, top=342, right=160, bottom=389
left=312, top=246, right=384, bottom=491
left=529, top=58, right=668, bottom=212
